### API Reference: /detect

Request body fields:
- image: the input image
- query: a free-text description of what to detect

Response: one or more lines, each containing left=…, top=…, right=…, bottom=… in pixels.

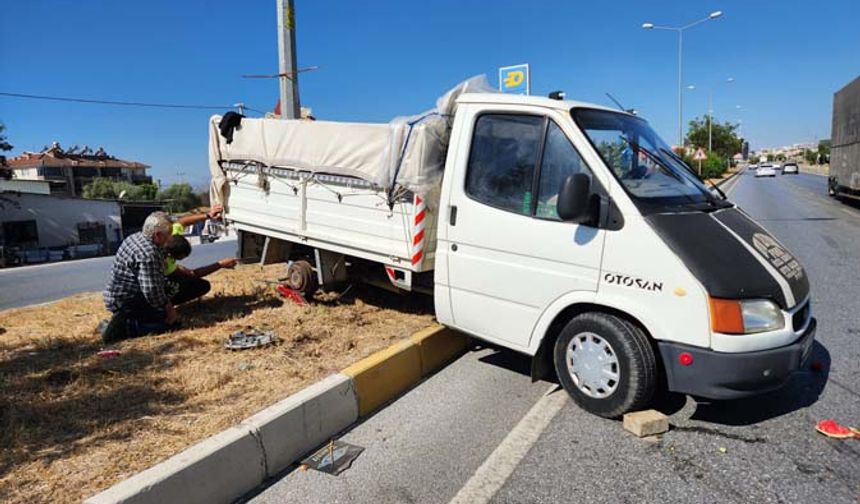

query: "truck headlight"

left=740, top=300, right=785, bottom=333
left=709, top=297, right=785, bottom=334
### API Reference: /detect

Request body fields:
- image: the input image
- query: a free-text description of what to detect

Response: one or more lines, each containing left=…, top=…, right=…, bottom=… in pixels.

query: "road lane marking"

left=448, top=385, right=567, bottom=504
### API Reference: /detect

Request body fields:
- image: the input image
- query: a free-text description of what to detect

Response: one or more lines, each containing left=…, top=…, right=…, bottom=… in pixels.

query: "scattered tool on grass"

left=96, top=349, right=121, bottom=359
left=225, top=328, right=277, bottom=350
left=276, top=284, right=309, bottom=306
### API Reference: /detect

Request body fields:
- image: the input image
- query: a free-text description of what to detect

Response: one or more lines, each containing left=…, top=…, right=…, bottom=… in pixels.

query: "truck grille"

left=792, top=302, right=811, bottom=332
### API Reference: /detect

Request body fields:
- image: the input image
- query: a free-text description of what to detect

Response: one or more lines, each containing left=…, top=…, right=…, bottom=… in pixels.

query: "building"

left=1, top=187, right=122, bottom=263
left=0, top=180, right=163, bottom=266
left=7, top=142, right=151, bottom=196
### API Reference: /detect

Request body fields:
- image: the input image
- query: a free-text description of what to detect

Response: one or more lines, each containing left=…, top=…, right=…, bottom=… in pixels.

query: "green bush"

left=681, top=151, right=727, bottom=179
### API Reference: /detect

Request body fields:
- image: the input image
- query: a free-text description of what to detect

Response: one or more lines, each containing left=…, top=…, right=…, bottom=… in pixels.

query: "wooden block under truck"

left=209, top=76, right=816, bottom=418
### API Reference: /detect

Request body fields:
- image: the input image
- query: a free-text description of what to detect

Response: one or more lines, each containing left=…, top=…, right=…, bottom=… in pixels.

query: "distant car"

left=749, top=164, right=759, bottom=170
left=756, top=165, right=777, bottom=177
left=782, top=162, right=799, bottom=174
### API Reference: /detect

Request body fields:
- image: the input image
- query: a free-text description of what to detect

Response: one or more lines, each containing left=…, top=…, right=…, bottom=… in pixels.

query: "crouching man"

left=163, top=234, right=237, bottom=304
left=100, top=212, right=198, bottom=343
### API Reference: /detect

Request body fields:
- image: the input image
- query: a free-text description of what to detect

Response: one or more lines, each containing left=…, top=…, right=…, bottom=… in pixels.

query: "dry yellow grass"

left=0, top=264, right=434, bottom=503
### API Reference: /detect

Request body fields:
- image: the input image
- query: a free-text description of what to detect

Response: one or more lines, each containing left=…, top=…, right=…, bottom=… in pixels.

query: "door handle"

left=449, top=205, right=458, bottom=226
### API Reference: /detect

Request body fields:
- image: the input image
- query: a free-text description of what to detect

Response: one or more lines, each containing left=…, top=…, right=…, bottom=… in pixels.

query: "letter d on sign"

left=499, top=64, right=530, bottom=95
left=504, top=71, right=524, bottom=88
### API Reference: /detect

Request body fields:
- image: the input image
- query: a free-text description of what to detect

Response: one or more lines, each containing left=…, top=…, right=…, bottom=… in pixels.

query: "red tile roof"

left=8, top=144, right=149, bottom=170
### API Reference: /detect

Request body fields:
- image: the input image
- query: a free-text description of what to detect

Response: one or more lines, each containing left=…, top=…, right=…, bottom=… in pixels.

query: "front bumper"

left=658, top=318, right=816, bottom=400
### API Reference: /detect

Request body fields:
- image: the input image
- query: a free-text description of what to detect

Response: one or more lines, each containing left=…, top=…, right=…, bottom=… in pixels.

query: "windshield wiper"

left=616, top=136, right=701, bottom=205
left=660, top=147, right=728, bottom=201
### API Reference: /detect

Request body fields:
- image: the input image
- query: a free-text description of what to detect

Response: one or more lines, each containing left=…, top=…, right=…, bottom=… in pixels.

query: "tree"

left=818, top=139, right=831, bottom=164
left=82, top=178, right=121, bottom=199
left=685, top=116, right=744, bottom=160
left=82, top=178, right=159, bottom=200
left=158, top=183, right=201, bottom=213
left=0, top=122, right=13, bottom=173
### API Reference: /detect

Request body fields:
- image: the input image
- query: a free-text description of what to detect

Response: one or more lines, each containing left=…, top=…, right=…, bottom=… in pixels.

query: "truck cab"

left=433, top=94, right=814, bottom=417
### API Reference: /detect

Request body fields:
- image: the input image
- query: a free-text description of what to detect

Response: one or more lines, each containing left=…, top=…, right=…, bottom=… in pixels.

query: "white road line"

left=448, top=385, right=567, bottom=504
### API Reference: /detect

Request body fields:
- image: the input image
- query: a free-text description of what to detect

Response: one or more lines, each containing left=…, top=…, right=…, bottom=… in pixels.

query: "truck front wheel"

left=553, top=313, right=657, bottom=418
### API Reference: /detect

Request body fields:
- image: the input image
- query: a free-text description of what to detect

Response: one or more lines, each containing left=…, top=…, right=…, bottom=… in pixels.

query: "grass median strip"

left=0, top=264, right=434, bottom=504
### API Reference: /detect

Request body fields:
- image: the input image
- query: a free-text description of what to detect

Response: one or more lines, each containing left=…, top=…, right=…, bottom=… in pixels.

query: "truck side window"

left=536, top=121, right=592, bottom=220
left=465, top=114, right=543, bottom=215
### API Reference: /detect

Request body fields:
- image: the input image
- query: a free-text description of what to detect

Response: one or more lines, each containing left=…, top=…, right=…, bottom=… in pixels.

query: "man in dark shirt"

left=101, top=211, right=179, bottom=343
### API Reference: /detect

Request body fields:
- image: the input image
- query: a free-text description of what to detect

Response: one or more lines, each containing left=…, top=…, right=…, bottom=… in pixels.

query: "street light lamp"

left=642, top=11, right=725, bottom=147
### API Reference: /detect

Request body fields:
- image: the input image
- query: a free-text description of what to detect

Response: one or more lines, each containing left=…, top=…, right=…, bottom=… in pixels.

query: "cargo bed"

left=224, top=162, right=438, bottom=273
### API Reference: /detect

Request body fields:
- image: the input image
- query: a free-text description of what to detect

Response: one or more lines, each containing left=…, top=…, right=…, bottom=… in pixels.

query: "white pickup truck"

left=209, top=77, right=815, bottom=417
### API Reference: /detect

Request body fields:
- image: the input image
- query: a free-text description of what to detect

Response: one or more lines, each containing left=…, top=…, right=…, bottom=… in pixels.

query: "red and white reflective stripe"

left=411, top=194, right=426, bottom=267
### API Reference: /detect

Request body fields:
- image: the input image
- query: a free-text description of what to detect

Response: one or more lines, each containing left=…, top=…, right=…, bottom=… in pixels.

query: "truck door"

left=442, top=111, right=605, bottom=349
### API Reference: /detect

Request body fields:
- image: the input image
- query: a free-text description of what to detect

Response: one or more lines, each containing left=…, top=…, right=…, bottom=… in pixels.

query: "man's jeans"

left=114, top=275, right=211, bottom=337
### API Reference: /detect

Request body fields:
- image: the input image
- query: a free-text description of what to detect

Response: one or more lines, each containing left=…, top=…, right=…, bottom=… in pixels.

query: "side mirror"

left=557, top=173, right=592, bottom=223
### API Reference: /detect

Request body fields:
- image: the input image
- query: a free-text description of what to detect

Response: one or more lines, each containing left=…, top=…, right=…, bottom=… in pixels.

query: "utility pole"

left=277, top=0, right=300, bottom=119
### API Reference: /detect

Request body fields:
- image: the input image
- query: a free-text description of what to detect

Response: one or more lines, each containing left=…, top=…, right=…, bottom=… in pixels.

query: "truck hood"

left=646, top=207, right=809, bottom=309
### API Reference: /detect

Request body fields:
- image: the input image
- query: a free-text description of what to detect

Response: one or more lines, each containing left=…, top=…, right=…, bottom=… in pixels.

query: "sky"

left=2, top=0, right=858, bottom=187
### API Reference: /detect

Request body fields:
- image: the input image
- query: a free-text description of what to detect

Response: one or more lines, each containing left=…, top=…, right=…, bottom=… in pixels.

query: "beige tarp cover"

left=209, top=75, right=495, bottom=206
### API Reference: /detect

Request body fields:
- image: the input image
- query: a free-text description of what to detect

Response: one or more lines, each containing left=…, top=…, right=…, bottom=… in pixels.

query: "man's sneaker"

left=101, top=313, right=128, bottom=344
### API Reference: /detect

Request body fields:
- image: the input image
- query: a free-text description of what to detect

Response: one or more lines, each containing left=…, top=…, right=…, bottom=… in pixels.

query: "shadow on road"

left=476, top=345, right=539, bottom=380
left=835, top=195, right=860, bottom=211
left=690, top=341, right=830, bottom=426
left=472, top=340, right=830, bottom=425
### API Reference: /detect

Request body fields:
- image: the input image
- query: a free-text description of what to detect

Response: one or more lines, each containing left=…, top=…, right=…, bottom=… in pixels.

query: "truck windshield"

left=572, top=108, right=722, bottom=213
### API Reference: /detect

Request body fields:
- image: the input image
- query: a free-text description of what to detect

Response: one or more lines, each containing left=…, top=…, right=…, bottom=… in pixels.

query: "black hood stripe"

left=710, top=216, right=796, bottom=307
left=713, top=208, right=809, bottom=307
left=645, top=210, right=789, bottom=308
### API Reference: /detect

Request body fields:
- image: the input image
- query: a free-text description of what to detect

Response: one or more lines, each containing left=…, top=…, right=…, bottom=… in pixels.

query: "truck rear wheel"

left=286, top=260, right=318, bottom=297
left=553, top=313, right=657, bottom=418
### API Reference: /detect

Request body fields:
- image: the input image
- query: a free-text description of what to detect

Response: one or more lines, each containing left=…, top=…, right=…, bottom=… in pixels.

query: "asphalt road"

left=247, top=170, right=860, bottom=504
left=0, top=238, right=238, bottom=310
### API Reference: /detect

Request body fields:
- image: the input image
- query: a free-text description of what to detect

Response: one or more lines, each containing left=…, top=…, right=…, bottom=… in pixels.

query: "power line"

left=0, top=91, right=257, bottom=112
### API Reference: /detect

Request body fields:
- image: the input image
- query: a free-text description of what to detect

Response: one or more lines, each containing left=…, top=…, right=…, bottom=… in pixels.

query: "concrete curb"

left=714, top=168, right=742, bottom=187
left=85, top=324, right=465, bottom=504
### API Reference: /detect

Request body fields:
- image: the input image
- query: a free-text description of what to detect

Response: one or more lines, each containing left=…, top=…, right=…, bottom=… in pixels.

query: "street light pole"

left=678, top=30, right=683, bottom=149
left=642, top=11, right=723, bottom=148
left=684, top=75, right=734, bottom=154
left=708, top=91, right=713, bottom=152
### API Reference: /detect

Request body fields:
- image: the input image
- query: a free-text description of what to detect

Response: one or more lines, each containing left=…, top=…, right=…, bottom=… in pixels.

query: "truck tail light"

left=709, top=297, right=745, bottom=334
left=678, top=352, right=694, bottom=366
